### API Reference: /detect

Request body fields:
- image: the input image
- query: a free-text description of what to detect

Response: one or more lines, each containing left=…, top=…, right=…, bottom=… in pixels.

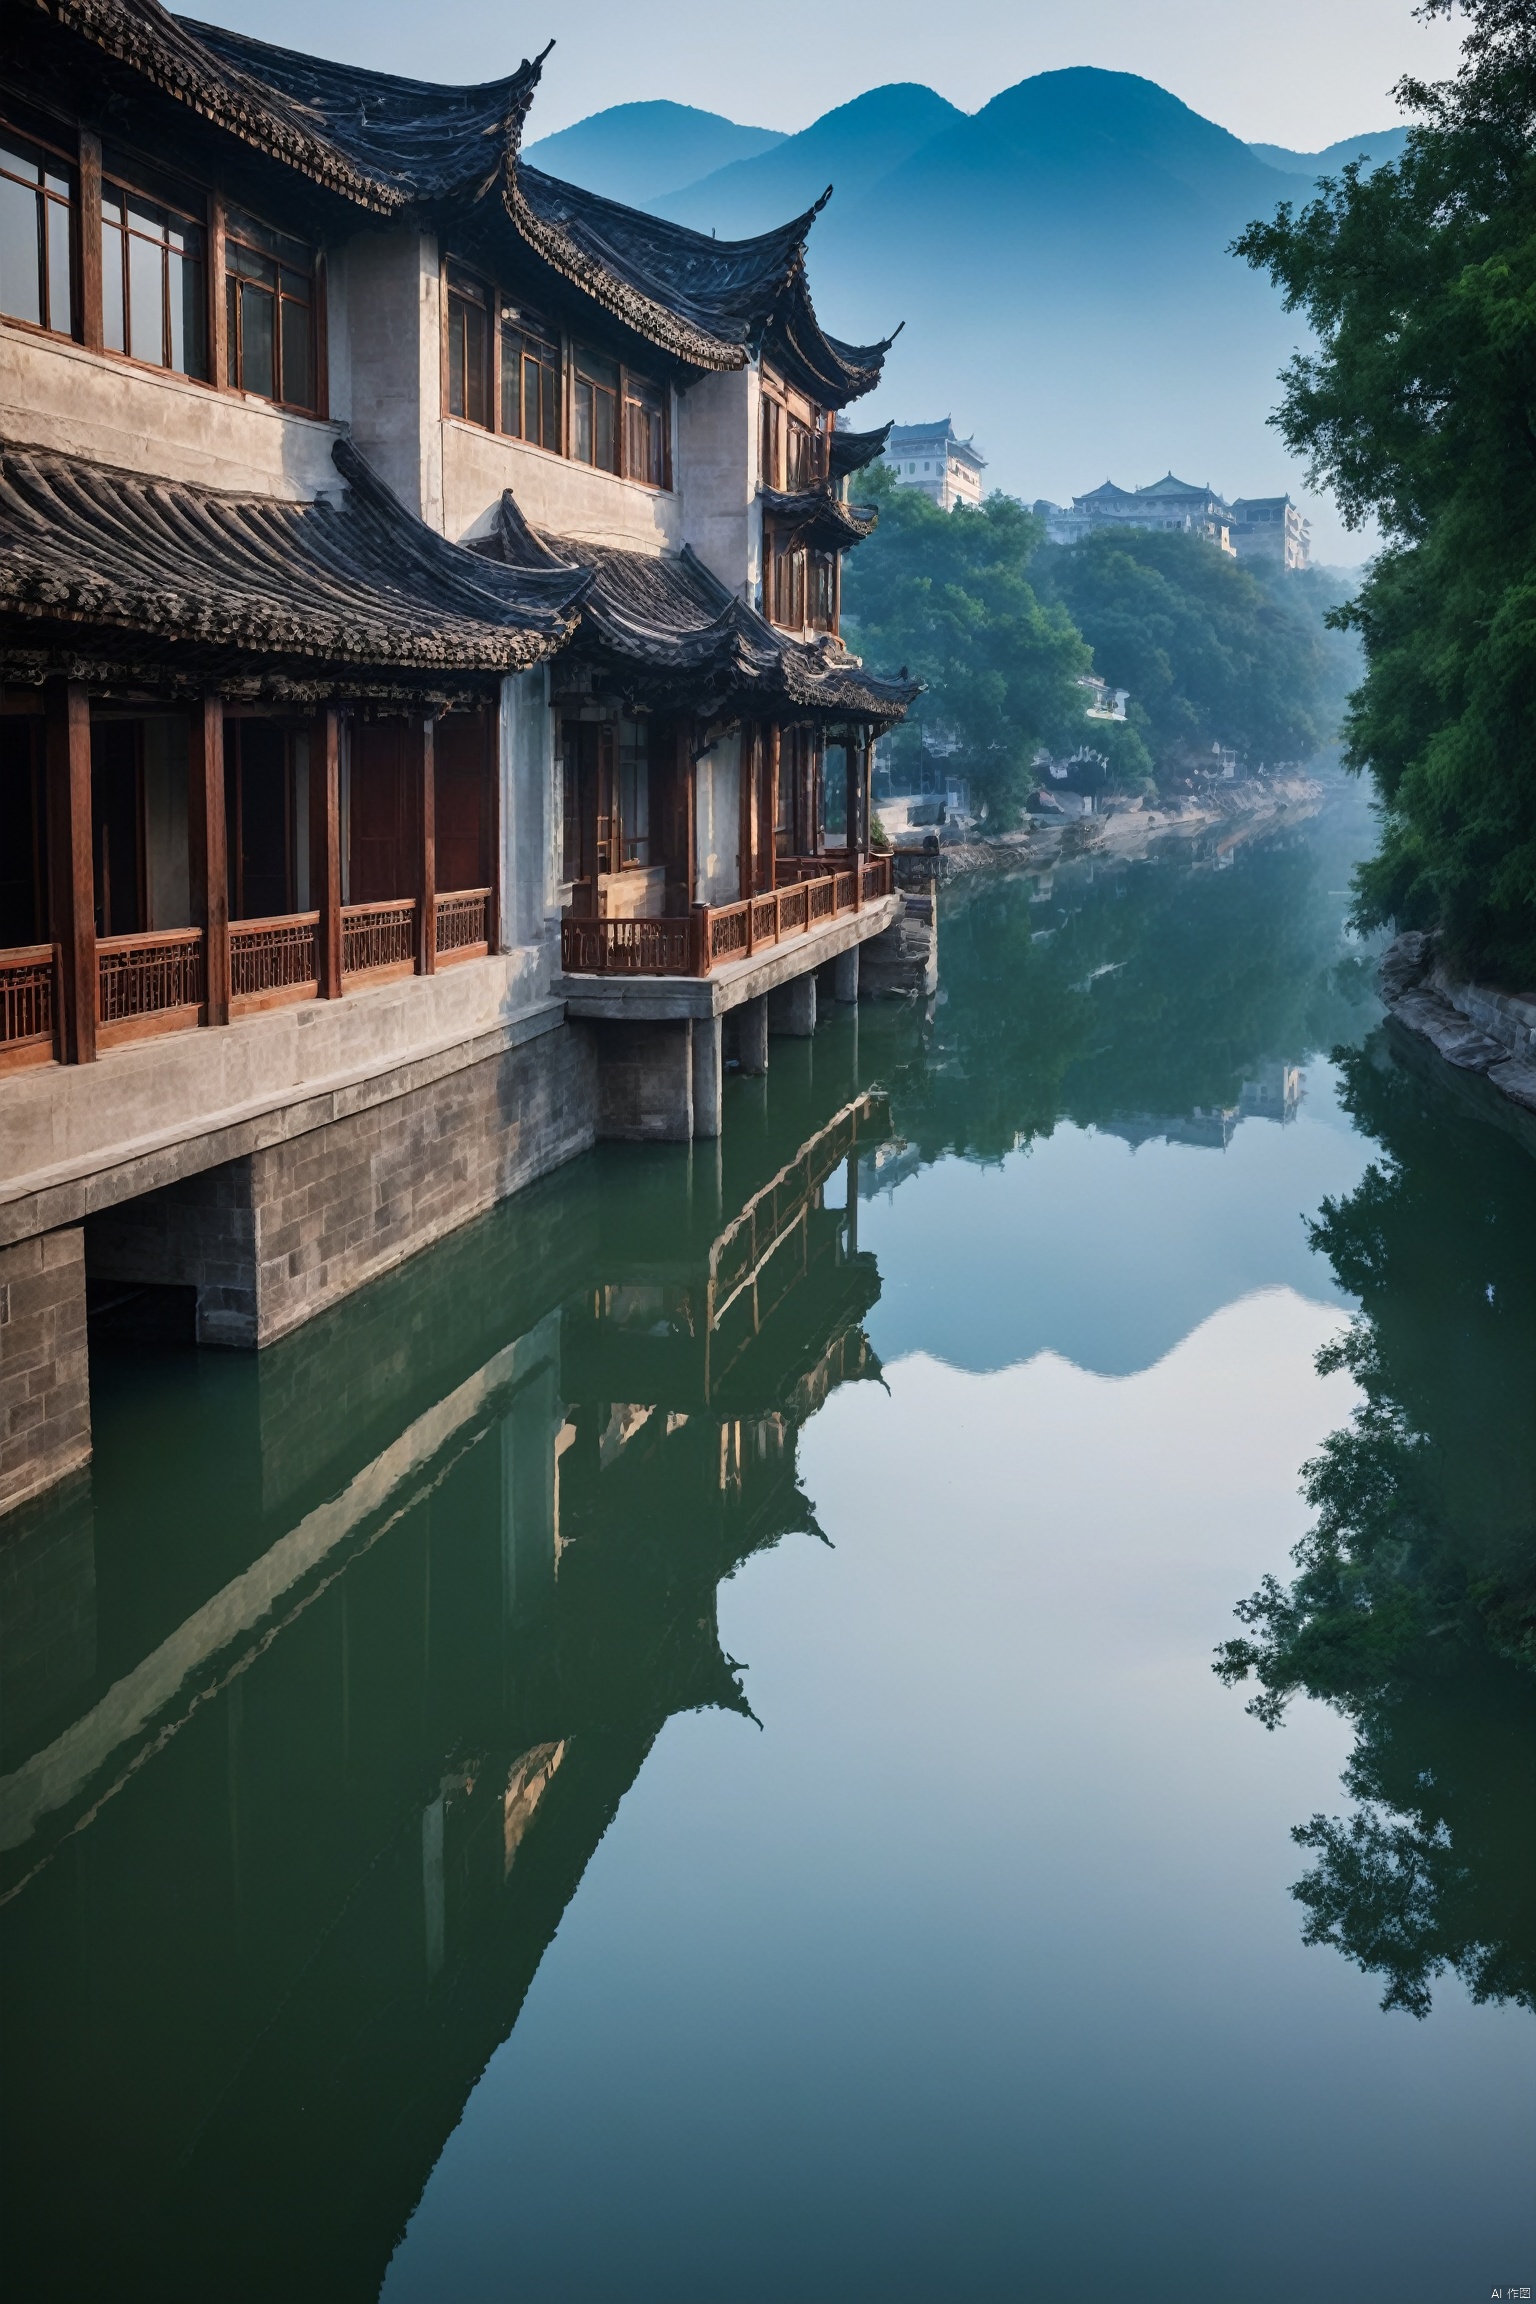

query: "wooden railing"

left=435, top=886, right=491, bottom=964
left=229, top=912, right=319, bottom=1013
left=97, top=927, right=204, bottom=1046
left=0, top=943, right=58, bottom=1072
left=560, top=853, right=897, bottom=978
left=342, top=898, right=417, bottom=984
left=561, top=913, right=697, bottom=976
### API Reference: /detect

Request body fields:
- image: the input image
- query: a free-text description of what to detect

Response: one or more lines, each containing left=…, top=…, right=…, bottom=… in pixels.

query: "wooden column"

left=486, top=697, right=503, bottom=953
left=188, top=695, right=229, bottom=1025
left=416, top=713, right=437, bottom=975
left=312, top=706, right=343, bottom=997
left=766, top=724, right=780, bottom=889
left=78, top=131, right=103, bottom=355
left=44, top=679, right=96, bottom=1064
left=738, top=722, right=757, bottom=903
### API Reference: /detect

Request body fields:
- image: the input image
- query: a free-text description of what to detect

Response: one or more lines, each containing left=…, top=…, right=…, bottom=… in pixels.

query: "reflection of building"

left=0, top=1066, right=893, bottom=2303
left=1099, top=1066, right=1304, bottom=1152
left=882, top=419, right=987, bottom=510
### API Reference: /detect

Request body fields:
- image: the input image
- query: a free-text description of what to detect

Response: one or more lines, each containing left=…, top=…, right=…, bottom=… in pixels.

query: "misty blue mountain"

left=529, top=70, right=1408, bottom=557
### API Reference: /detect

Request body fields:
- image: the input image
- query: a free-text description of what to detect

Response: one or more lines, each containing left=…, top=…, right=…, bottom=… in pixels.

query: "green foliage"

left=1214, top=1038, right=1536, bottom=2014
left=1035, top=527, right=1347, bottom=776
left=1236, top=0, right=1536, bottom=980
left=840, top=470, right=1108, bottom=824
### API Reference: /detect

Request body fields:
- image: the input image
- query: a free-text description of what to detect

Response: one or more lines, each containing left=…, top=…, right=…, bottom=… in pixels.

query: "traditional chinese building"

left=882, top=417, right=987, bottom=510
left=0, top=0, right=916, bottom=1515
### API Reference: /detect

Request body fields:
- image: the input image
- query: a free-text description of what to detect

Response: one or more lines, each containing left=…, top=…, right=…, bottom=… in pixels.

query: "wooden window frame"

left=496, top=294, right=563, bottom=453
left=0, top=107, right=79, bottom=344
left=98, top=150, right=210, bottom=384
left=443, top=262, right=492, bottom=429
left=223, top=200, right=322, bottom=417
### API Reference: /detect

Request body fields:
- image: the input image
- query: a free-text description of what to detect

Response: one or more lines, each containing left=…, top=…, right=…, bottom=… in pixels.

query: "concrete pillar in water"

left=691, top=1014, right=723, bottom=1139
left=832, top=945, right=860, bottom=1004
left=767, top=971, right=817, bottom=1038
left=738, top=995, right=769, bottom=1076
left=593, top=1018, right=694, bottom=1141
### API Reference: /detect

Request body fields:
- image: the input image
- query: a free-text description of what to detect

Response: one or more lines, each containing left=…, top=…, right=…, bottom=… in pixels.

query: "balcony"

left=0, top=892, right=493, bottom=1071
left=559, top=855, right=894, bottom=979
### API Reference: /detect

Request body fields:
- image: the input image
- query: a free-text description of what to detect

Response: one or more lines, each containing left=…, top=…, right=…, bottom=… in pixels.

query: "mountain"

left=529, top=71, right=1390, bottom=559
left=521, top=101, right=784, bottom=207
left=655, top=84, right=965, bottom=236
left=1248, top=127, right=1409, bottom=177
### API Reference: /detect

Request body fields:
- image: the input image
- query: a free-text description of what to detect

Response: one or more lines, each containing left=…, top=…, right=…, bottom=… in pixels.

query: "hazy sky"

left=195, top=0, right=1461, bottom=146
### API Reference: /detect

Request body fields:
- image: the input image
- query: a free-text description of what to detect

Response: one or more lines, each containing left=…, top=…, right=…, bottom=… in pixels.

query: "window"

left=769, top=532, right=810, bottom=630
left=616, top=718, right=650, bottom=865
left=572, top=347, right=618, bottom=472
left=0, top=125, right=73, bottom=337
left=760, top=393, right=782, bottom=490
left=446, top=268, right=489, bottom=426
left=500, top=299, right=561, bottom=449
left=624, top=371, right=667, bottom=488
left=225, top=205, right=315, bottom=410
left=785, top=414, right=816, bottom=491
left=811, top=550, right=837, bottom=632
left=101, top=165, right=206, bottom=379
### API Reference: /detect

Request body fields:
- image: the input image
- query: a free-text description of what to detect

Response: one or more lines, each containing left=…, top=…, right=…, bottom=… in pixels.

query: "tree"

left=1237, top=0, right=1536, bottom=982
left=1037, top=526, right=1343, bottom=777
left=841, top=471, right=1122, bottom=824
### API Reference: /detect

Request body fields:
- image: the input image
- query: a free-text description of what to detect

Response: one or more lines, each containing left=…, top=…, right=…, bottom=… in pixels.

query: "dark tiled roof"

left=0, top=438, right=585, bottom=685
left=39, top=3, right=895, bottom=398
left=760, top=487, right=877, bottom=549
left=829, top=422, right=893, bottom=482
left=483, top=491, right=918, bottom=725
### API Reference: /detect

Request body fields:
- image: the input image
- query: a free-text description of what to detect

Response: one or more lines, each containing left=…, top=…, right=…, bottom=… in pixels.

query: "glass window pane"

left=126, top=194, right=166, bottom=243
left=0, top=172, right=41, bottom=326
left=540, top=358, right=559, bottom=452
left=225, top=273, right=237, bottom=384
left=499, top=334, right=519, bottom=434
left=240, top=277, right=275, bottom=398
left=448, top=306, right=465, bottom=418
left=0, top=140, right=40, bottom=185
left=168, top=249, right=205, bottom=377
left=573, top=378, right=592, bottom=465
left=45, top=193, right=70, bottom=336
left=594, top=384, right=615, bottom=474
left=280, top=292, right=312, bottom=406
left=102, top=218, right=125, bottom=350
left=523, top=354, right=539, bottom=447
left=464, top=300, right=486, bottom=425
left=128, top=229, right=164, bottom=364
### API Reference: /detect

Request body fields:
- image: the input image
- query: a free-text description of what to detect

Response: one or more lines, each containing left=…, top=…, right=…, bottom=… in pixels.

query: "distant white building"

left=1034, top=474, right=1311, bottom=570
left=883, top=418, right=986, bottom=510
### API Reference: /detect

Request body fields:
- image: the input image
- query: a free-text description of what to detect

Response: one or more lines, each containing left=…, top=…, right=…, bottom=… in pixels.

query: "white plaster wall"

left=694, top=731, right=741, bottom=906
left=678, top=366, right=758, bottom=598
left=344, top=229, right=443, bottom=526
left=0, top=324, right=343, bottom=497
left=143, top=717, right=191, bottom=930
left=444, top=424, right=680, bottom=554
left=500, top=666, right=558, bottom=954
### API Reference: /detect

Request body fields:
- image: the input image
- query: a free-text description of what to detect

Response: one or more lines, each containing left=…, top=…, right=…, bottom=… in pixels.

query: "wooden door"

left=349, top=719, right=412, bottom=902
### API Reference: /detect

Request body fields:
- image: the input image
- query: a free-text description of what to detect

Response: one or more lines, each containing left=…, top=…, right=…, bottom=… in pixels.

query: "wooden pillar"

left=739, top=722, right=758, bottom=903
left=44, top=678, right=95, bottom=1064
left=78, top=132, right=103, bottom=356
left=486, top=695, right=503, bottom=954
left=845, top=741, right=859, bottom=856
left=312, top=706, right=343, bottom=998
left=766, top=724, right=781, bottom=890
left=416, top=713, right=437, bottom=975
left=188, top=695, right=229, bottom=1025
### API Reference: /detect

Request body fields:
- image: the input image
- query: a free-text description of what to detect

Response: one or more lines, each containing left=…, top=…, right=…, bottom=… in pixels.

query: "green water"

left=0, top=785, right=1531, bottom=2302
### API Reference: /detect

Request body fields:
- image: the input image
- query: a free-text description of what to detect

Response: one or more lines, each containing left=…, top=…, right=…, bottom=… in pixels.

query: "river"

left=1, top=777, right=1530, bottom=2302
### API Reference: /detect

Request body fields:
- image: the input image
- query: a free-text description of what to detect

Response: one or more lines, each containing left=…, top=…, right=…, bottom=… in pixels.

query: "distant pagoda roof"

left=886, top=418, right=987, bottom=468
left=25, top=1, right=895, bottom=403
left=1137, top=472, right=1220, bottom=500
left=0, top=437, right=585, bottom=698
left=481, top=491, right=920, bottom=726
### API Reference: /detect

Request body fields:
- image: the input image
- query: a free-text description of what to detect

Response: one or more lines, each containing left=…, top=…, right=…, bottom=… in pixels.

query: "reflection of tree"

left=1216, top=1040, right=1536, bottom=2015
left=877, top=799, right=1373, bottom=1166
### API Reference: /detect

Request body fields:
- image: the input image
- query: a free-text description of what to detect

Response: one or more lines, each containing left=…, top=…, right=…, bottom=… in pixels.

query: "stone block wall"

left=0, top=1230, right=92, bottom=1516
left=84, top=1021, right=599, bottom=1354
left=592, top=1018, right=695, bottom=1142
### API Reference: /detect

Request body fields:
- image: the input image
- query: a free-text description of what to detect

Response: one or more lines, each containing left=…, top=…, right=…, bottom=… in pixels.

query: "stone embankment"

left=1378, top=932, right=1536, bottom=1118
left=895, top=771, right=1324, bottom=883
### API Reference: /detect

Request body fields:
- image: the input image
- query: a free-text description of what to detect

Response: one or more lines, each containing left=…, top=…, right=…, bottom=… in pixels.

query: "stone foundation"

left=0, top=1230, right=92, bottom=1515
left=592, top=1018, right=695, bottom=1142
left=84, top=1021, right=598, bottom=1350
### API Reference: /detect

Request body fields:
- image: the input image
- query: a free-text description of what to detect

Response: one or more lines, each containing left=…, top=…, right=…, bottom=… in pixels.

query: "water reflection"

left=0, top=1048, right=889, bottom=2304
left=1217, top=1034, right=1536, bottom=2016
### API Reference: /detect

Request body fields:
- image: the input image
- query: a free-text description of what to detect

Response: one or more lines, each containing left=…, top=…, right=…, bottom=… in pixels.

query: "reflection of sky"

left=384, top=1291, right=1533, bottom=2302
left=860, top=1061, right=1380, bottom=1378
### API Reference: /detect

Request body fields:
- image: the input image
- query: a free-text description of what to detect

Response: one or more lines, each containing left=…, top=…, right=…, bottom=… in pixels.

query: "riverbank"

left=893, top=770, right=1325, bottom=883
left=1377, top=930, right=1536, bottom=1126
